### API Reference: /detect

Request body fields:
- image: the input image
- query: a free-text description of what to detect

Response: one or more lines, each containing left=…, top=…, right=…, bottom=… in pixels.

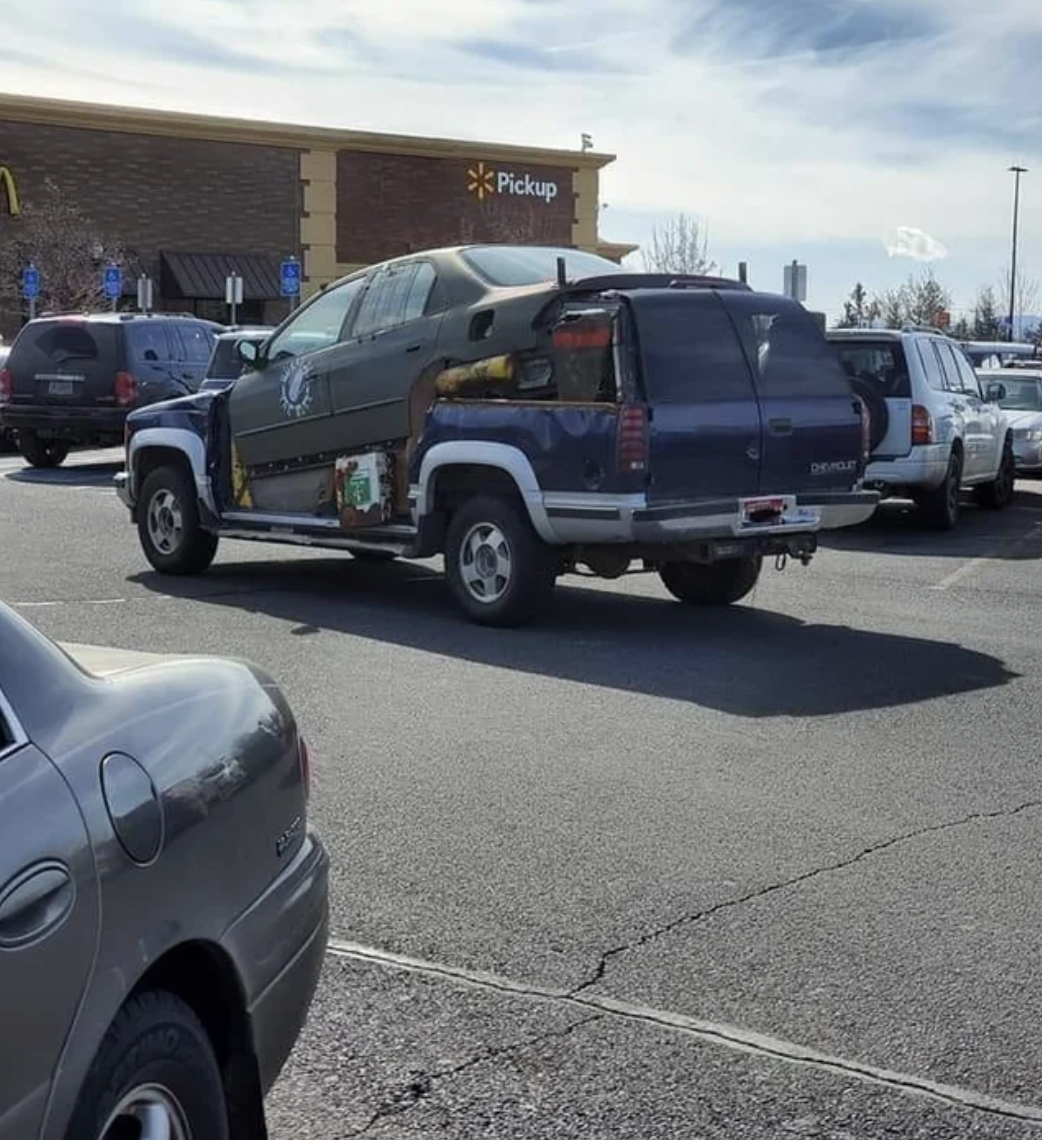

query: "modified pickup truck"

left=114, top=244, right=878, bottom=626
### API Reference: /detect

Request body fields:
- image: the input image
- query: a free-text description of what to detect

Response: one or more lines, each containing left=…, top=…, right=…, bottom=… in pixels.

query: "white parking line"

left=325, top=937, right=1042, bottom=1124
left=934, top=521, right=1042, bottom=591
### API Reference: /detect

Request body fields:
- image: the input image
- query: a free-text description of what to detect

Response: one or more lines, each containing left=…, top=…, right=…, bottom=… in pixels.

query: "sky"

left=1, top=0, right=1039, bottom=322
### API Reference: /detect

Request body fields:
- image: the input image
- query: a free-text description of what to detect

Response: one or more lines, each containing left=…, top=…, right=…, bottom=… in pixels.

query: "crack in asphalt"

left=347, top=1015, right=604, bottom=1136
left=568, top=799, right=1042, bottom=997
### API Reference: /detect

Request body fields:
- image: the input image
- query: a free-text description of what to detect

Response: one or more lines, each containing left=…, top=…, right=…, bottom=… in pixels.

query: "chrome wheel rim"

left=99, top=1083, right=192, bottom=1140
left=147, top=488, right=183, bottom=555
left=458, top=522, right=512, bottom=604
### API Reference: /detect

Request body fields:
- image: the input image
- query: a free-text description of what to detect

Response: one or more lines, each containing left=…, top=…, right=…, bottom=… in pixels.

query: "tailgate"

left=718, top=293, right=865, bottom=495
left=8, top=320, right=122, bottom=407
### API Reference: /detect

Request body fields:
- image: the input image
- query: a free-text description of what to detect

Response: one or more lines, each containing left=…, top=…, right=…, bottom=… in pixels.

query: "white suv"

left=826, top=327, right=1015, bottom=529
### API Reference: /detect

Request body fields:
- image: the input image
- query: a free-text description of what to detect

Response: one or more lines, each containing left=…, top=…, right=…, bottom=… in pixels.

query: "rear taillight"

left=618, top=402, right=649, bottom=473
left=856, top=397, right=871, bottom=462
left=912, top=404, right=933, bottom=446
left=115, top=371, right=137, bottom=407
left=0, top=368, right=11, bottom=404
left=298, top=736, right=311, bottom=800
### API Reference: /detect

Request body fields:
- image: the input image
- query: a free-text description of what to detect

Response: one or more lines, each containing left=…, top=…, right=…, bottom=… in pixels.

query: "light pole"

left=1008, top=165, right=1028, bottom=342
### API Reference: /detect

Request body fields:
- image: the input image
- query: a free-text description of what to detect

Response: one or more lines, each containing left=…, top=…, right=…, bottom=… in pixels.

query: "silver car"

left=0, top=602, right=328, bottom=1139
left=989, top=367, right=1042, bottom=473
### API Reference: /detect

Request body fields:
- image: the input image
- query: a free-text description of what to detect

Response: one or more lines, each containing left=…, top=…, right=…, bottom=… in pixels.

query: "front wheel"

left=445, top=494, right=557, bottom=626
left=975, top=437, right=1016, bottom=510
left=138, top=464, right=218, bottom=575
left=658, top=556, right=763, bottom=606
left=65, top=990, right=231, bottom=1140
left=17, top=430, right=70, bottom=468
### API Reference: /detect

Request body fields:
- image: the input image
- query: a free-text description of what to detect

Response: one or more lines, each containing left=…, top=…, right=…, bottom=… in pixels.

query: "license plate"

left=48, top=380, right=74, bottom=396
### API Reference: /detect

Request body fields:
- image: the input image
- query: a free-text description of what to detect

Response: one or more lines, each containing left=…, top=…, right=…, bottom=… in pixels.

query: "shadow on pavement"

left=127, top=558, right=1018, bottom=719
left=821, top=486, right=1042, bottom=561
left=4, top=459, right=122, bottom=488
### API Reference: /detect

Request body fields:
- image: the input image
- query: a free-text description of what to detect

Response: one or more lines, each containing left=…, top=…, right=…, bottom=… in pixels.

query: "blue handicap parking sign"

left=280, top=258, right=301, bottom=297
left=22, top=265, right=40, bottom=300
left=103, top=264, right=122, bottom=300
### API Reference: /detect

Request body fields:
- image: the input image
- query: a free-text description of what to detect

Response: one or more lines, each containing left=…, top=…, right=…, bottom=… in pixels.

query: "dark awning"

left=159, top=251, right=283, bottom=301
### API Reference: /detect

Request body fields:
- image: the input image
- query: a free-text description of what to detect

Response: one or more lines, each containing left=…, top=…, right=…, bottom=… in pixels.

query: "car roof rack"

left=901, top=324, right=952, bottom=336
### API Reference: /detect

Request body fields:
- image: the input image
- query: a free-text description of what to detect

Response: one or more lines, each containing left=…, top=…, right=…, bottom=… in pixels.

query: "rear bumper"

left=862, top=445, right=948, bottom=493
left=0, top=404, right=126, bottom=441
left=221, top=829, right=329, bottom=1094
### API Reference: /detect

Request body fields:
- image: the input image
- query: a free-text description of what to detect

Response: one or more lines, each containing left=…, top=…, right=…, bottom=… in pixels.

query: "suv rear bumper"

left=0, top=404, right=126, bottom=443
left=862, top=445, right=949, bottom=493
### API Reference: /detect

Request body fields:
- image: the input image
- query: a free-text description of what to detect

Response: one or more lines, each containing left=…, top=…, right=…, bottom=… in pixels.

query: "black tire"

left=850, top=378, right=890, bottom=452
left=138, top=464, right=219, bottom=575
left=658, top=556, right=763, bottom=606
left=918, top=447, right=963, bottom=531
left=17, top=430, right=70, bottom=468
left=65, top=990, right=230, bottom=1140
left=444, top=494, right=557, bottom=626
left=975, top=435, right=1016, bottom=510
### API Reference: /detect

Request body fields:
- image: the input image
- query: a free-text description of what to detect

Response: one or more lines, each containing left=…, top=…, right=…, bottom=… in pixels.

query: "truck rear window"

left=829, top=341, right=912, bottom=398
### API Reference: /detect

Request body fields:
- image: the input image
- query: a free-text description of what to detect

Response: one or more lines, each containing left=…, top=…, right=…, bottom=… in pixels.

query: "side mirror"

left=237, top=340, right=260, bottom=369
left=985, top=381, right=1007, bottom=403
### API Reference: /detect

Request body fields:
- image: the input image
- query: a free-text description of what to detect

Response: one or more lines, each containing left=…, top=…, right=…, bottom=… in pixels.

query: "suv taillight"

left=0, top=368, right=11, bottom=405
left=115, top=371, right=137, bottom=407
left=618, top=402, right=649, bottom=473
left=912, top=404, right=933, bottom=446
left=299, top=736, right=311, bottom=800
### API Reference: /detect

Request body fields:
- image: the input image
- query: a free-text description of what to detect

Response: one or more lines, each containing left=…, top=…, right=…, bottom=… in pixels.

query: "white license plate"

left=48, top=380, right=74, bottom=396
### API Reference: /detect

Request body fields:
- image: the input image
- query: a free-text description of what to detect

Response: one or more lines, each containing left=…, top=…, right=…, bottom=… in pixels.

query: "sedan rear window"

left=462, top=246, right=628, bottom=288
left=830, top=341, right=912, bottom=398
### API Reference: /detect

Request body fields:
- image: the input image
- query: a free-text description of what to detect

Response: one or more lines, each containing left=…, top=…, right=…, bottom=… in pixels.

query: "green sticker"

left=346, top=473, right=372, bottom=507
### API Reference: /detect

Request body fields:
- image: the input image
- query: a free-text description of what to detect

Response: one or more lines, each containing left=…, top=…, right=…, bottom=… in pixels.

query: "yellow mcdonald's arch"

left=0, top=167, right=21, bottom=217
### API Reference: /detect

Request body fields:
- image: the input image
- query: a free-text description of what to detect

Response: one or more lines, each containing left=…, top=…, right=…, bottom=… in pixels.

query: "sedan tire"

left=445, top=494, right=557, bottom=626
left=138, top=464, right=219, bottom=575
left=66, top=990, right=230, bottom=1140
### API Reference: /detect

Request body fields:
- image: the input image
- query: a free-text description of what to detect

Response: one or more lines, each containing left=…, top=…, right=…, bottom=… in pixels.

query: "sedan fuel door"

left=0, top=691, right=98, bottom=1140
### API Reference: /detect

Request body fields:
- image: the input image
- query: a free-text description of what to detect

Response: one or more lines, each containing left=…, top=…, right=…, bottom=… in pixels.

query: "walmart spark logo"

left=467, top=162, right=496, bottom=202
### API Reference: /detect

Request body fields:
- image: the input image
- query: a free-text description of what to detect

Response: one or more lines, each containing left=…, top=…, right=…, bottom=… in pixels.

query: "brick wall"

left=336, top=150, right=576, bottom=265
left=0, top=120, right=301, bottom=334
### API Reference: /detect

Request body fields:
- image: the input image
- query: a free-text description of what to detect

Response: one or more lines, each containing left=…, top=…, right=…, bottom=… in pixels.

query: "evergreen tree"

left=971, top=286, right=1003, bottom=340
left=836, top=282, right=880, bottom=328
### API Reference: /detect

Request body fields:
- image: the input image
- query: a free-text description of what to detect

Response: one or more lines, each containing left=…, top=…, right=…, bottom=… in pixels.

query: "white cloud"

left=0, top=0, right=1038, bottom=317
left=884, top=226, right=950, bottom=262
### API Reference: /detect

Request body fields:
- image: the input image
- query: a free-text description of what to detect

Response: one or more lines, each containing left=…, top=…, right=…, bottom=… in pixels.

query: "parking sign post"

left=103, top=263, right=122, bottom=312
left=22, top=261, right=40, bottom=321
left=280, top=256, right=301, bottom=312
left=137, top=274, right=154, bottom=314
left=225, top=272, right=244, bottom=325
left=783, top=260, right=808, bottom=304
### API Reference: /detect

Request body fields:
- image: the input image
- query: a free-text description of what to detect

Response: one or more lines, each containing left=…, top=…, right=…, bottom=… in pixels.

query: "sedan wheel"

left=100, top=1084, right=193, bottom=1140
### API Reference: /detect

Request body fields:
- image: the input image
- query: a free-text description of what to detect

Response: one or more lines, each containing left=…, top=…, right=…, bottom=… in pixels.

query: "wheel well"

left=951, top=438, right=964, bottom=459
left=131, top=940, right=266, bottom=1138
left=431, top=464, right=524, bottom=519
left=136, top=445, right=194, bottom=489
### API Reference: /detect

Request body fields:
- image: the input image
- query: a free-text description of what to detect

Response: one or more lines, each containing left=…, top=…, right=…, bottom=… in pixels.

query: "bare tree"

left=873, top=270, right=952, bottom=329
left=458, top=198, right=563, bottom=246
left=0, top=178, right=125, bottom=316
left=876, top=285, right=909, bottom=329
left=997, top=265, right=1041, bottom=337
left=836, top=282, right=881, bottom=328
left=641, top=213, right=717, bottom=275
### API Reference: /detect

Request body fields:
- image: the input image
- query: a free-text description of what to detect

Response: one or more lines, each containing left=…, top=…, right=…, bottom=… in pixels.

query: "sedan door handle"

left=0, top=863, right=74, bottom=947
left=405, top=343, right=424, bottom=354
left=768, top=417, right=793, bottom=435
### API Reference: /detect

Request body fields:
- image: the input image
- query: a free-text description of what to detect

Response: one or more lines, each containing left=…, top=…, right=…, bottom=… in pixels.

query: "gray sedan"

left=0, top=602, right=328, bottom=1139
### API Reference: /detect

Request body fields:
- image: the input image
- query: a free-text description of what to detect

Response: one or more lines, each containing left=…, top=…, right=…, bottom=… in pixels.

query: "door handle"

left=768, top=418, right=794, bottom=435
left=0, top=863, right=74, bottom=947
left=746, top=443, right=760, bottom=461
left=405, top=343, right=423, bottom=354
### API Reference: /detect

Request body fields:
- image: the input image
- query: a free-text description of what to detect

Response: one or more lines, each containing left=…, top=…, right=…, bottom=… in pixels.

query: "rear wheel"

left=445, top=494, right=557, bottom=626
left=658, top=556, right=763, bottom=606
left=975, top=436, right=1016, bottom=510
left=918, top=448, right=963, bottom=531
left=66, top=990, right=230, bottom=1140
left=17, top=430, right=70, bottom=468
left=138, top=464, right=218, bottom=575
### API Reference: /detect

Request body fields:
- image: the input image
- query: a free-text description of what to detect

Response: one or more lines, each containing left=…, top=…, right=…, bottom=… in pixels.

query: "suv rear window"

left=830, top=340, right=911, bottom=398
left=8, top=321, right=122, bottom=386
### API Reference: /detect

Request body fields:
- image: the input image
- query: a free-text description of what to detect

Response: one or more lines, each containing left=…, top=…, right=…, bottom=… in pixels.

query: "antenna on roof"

left=556, top=256, right=568, bottom=288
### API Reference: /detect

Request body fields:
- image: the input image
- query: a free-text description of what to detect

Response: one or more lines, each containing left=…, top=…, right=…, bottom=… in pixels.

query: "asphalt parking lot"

left=3, top=447, right=1042, bottom=1139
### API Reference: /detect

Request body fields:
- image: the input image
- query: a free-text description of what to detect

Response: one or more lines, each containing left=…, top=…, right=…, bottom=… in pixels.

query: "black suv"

left=0, top=313, right=222, bottom=467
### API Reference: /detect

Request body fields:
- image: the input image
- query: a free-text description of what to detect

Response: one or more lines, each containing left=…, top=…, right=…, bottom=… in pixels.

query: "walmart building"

left=0, top=92, right=631, bottom=336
